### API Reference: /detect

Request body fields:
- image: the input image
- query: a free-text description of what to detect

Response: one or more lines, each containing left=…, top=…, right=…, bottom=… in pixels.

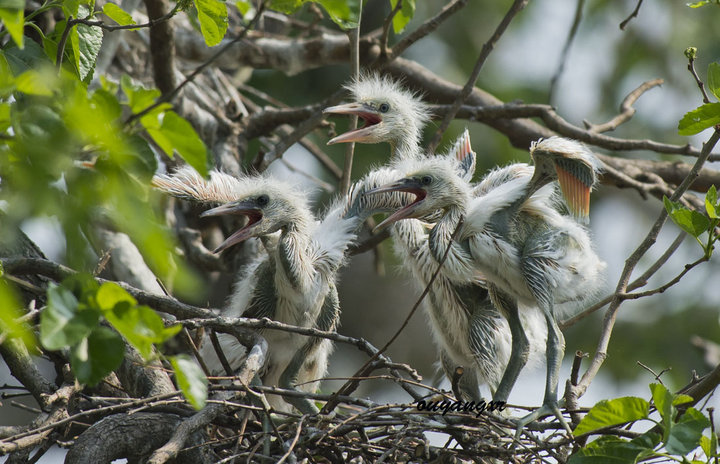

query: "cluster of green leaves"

left=570, top=383, right=715, bottom=463
left=664, top=185, right=720, bottom=258
left=267, top=0, right=415, bottom=32
left=1, top=18, right=209, bottom=291
left=678, top=61, right=720, bottom=136
left=40, top=274, right=207, bottom=409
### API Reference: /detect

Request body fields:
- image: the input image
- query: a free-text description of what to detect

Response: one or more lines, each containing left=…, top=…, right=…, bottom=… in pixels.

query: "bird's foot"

left=513, top=400, right=573, bottom=441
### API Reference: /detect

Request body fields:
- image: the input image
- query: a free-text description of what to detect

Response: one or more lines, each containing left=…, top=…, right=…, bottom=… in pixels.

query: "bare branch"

left=583, top=79, right=664, bottom=133
left=620, top=0, right=644, bottom=30
left=389, top=0, right=468, bottom=60
left=143, top=0, right=176, bottom=94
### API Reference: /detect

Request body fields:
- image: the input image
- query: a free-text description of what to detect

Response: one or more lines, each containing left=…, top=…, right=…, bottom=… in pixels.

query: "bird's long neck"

left=426, top=202, right=479, bottom=285
left=276, top=217, right=313, bottom=292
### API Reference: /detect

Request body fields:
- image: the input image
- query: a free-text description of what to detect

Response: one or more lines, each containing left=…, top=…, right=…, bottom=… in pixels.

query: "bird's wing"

left=465, top=176, right=531, bottom=231
left=152, top=166, right=244, bottom=204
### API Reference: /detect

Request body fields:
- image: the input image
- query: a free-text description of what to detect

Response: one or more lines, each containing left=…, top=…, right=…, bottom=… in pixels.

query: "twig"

left=548, top=0, right=584, bottom=104
left=276, top=415, right=304, bottom=464
left=381, top=0, right=403, bottom=57
left=55, top=15, right=74, bottom=69
left=583, top=79, right=664, bottom=133
left=619, top=0, right=644, bottom=30
left=388, top=0, right=468, bottom=60
left=340, top=21, right=362, bottom=196
left=561, top=230, right=686, bottom=328
left=687, top=50, right=712, bottom=104
left=76, top=6, right=179, bottom=31
left=322, top=217, right=465, bottom=414
left=426, top=0, right=528, bottom=154
left=636, top=361, right=670, bottom=384
left=620, top=256, right=709, bottom=300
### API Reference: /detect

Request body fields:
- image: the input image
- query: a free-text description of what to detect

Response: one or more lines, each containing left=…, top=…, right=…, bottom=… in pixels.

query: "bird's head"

left=529, top=136, right=601, bottom=221
left=201, top=181, right=311, bottom=253
left=363, top=158, right=469, bottom=231
left=324, top=73, right=429, bottom=152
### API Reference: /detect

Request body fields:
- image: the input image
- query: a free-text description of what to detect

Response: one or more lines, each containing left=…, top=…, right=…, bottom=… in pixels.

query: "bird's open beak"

left=323, top=102, right=382, bottom=144
left=363, top=178, right=427, bottom=232
left=201, top=201, right=263, bottom=253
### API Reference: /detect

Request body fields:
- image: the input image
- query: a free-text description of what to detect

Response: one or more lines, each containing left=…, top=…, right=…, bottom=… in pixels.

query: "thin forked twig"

left=340, top=19, right=362, bottom=196
left=322, top=217, right=465, bottom=414
left=583, top=78, right=664, bottom=133
left=619, top=0, right=644, bottom=30
left=426, top=0, right=529, bottom=154
left=561, top=230, right=686, bottom=329
left=388, top=0, right=468, bottom=61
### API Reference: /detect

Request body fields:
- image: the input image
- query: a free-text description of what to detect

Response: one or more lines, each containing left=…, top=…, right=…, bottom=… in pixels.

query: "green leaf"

left=235, top=0, right=251, bottom=15
left=76, top=10, right=103, bottom=83
left=194, top=0, right=228, bottom=46
left=121, top=75, right=162, bottom=113
left=268, top=0, right=301, bottom=14
left=700, top=433, right=717, bottom=458
left=664, top=196, right=711, bottom=237
left=0, top=53, right=15, bottom=97
left=568, top=435, right=656, bottom=464
left=706, top=185, right=718, bottom=219
left=708, top=63, right=720, bottom=101
left=0, top=7, right=24, bottom=49
left=574, top=396, right=650, bottom=437
left=0, top=278, right=37, bottom=350
left=70, top=327, right=125, bottom=386
left=316, top=0, right=360, bottom=29
left=0, top=102, right=11, bottom=133
left=15, top=69, right=55, bottom=96
left=99, top=283, right=181, bottom=359
left=171, top=355, right=207, bottom=410
left=678, top=102, right=720, bottom=136
left=666, top=407, right=710, bottom=455
left=390, top=0, right=415, bottom=33
left=3, top=39, right=52, bottom=75
left=40, top=283, right=100, bottom=350
left=145, top=111, right=209, bottom=177
left=687, top=1, right=710, bottom=6
left=102, top=3, right=136, bottom=26
left=651, top=382, right=674, bottom=443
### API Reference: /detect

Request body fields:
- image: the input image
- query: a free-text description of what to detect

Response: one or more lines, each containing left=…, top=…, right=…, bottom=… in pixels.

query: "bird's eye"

left=420, top=175, right=432, bottom=186
left=378, top=103, right=390, bottom=113
left=257, top=194, right=269, bottom=206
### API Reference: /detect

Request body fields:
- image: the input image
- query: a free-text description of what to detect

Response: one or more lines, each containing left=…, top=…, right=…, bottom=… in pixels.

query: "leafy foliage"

left=571, top=383, right=714, bottom=463
left=664, top=185, right=720, bottom=257
left=37, top=275, right=206, bottom=408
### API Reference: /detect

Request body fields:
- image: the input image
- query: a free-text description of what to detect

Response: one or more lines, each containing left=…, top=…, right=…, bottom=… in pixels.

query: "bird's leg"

left=278, top=285, right=339, bottom=415
left=278, top=347, right=320, bottom=415
left=489, top=286, right=529, bottom=403
left=514, top=307, right=573, bottom=439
